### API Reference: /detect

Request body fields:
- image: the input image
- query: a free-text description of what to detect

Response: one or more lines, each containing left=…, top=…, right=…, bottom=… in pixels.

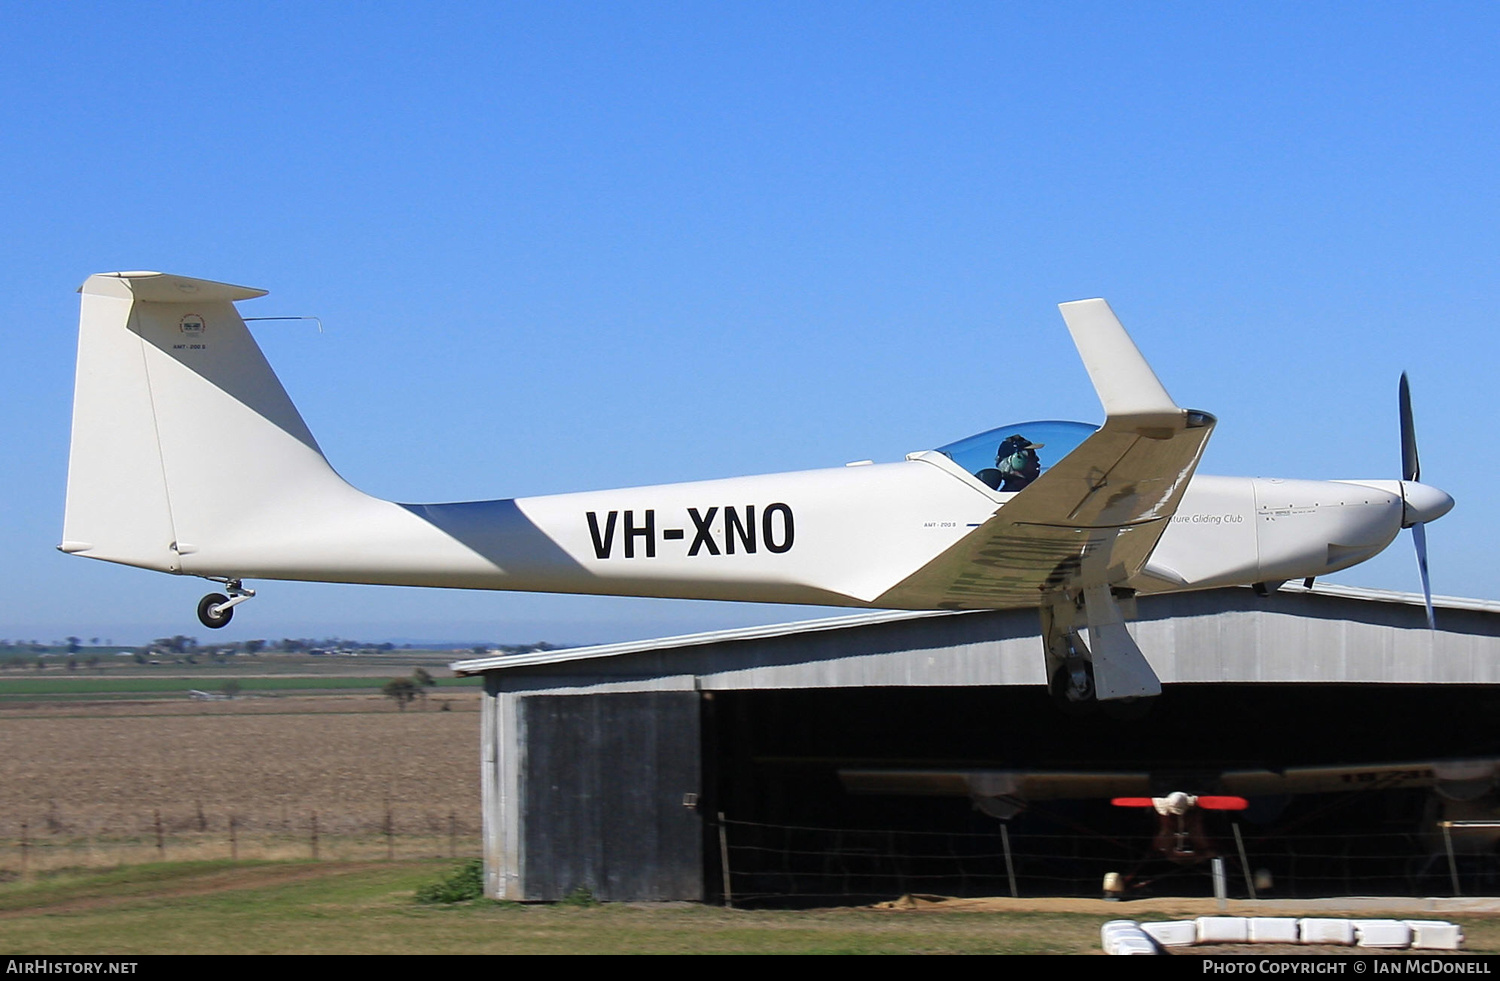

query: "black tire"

left=1049, top=663, right=1097, bottom=716
left=197, top=593, right=232, bottom=629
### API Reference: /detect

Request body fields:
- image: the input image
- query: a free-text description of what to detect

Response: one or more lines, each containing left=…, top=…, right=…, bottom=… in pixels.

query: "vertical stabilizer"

left=61, top=272, right=367, bottom=573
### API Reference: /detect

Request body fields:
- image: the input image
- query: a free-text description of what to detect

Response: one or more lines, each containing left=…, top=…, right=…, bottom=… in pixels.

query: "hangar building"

left=452, top=583, right=1500, bottom=904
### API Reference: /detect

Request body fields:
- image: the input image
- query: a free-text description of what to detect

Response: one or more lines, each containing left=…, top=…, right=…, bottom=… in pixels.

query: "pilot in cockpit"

left=976, top=434, right=1044, bottom=492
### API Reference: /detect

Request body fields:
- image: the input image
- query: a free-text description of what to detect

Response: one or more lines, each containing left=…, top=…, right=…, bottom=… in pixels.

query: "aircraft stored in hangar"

left=59, top=272, right=1453, bottom=707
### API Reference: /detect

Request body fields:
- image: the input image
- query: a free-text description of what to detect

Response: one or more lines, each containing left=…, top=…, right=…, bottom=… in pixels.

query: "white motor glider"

left=60, top=272, right=1454, bottom=706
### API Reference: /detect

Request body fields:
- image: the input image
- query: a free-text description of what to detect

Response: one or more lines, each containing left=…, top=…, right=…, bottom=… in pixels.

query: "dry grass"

left=0, top=860, right=1116, bottom=954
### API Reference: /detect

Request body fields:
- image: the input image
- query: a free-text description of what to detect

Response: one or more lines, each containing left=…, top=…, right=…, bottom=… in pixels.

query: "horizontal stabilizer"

left=80, top=271, right=267, bottom=304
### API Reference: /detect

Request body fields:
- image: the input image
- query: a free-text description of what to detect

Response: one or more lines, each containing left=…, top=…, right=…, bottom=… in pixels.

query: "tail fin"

left=61, top=272, right=362, bottom=573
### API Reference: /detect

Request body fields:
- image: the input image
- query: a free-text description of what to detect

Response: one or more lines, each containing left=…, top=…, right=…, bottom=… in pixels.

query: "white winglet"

left=1059, top=299, right=1186, bottom=437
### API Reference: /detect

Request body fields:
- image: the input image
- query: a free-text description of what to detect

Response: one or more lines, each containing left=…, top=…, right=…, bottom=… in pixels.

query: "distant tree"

left=244, top=640, right=265, bottom=655
left=382, top=677, right=418, bottom=711
left=411, top=668, right=437, bottom=708
left=66, top=657, right=78, bottom=672
left=221, top=679, right=241, bottom=699
left=66, top=637, right=82, bottom=654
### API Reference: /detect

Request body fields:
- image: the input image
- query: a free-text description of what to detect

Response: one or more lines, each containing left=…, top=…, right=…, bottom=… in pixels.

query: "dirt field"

left=0, top=692, right=482, bottom=868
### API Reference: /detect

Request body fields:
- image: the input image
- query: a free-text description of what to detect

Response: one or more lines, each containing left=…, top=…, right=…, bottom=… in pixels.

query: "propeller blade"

left=1400, top=372, right=1420, bottom=482
left=1412, top=521, right=1435, bottom=629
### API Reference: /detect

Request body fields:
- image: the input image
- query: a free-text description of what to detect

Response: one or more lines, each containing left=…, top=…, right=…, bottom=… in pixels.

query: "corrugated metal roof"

left=450, top=607, right=966, bottom=674
left=450, top=583, right=1500, bottom=676
left=1278, top=581, right=1500, bottom=614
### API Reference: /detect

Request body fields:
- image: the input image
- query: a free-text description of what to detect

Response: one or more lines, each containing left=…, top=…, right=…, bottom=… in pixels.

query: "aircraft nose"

left=1401, top=481, right=1454, bottom=527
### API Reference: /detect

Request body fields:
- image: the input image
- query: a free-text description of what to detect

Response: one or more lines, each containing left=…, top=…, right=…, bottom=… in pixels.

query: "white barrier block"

left=1248, top=917, right=1300, bottom=943
left=1353, top=919, right=1413, bottom=948
left=1196, top=916, right=1249, bottom=944
left=1140, top=920, right=1199, bottom=947
left=1101, top=920, right=1159, bottom=955
left=1406, top=920, right=1464, bottom=951
left=1298, top=918, right=1355, bottom=945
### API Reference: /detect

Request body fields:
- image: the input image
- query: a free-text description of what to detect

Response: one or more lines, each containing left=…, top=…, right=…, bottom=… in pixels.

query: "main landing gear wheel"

left=197, top=593, right=232, bottom=629
left=1050, top=662, right=1097, bottom=717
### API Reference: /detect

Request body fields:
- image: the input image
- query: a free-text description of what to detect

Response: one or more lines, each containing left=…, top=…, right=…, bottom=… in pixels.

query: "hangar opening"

left=456, top=585, right=1500, bottom=905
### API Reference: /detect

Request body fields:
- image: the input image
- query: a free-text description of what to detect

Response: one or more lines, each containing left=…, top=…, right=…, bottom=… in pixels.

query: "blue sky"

left=3, top=2, right=1497, bottom=646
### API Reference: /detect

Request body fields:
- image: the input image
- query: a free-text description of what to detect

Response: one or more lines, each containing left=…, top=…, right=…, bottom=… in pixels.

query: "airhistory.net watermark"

left=5, top=962, right=137, bottom=975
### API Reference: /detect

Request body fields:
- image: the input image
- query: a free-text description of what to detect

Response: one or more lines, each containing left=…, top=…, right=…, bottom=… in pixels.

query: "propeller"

left=1398, top=373, right=1449, bottom=628
left=1400, top=373, right=1420, bottom=483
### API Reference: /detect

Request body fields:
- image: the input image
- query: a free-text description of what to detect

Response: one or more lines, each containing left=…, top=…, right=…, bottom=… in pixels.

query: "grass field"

left=3, top=860, right=1499, bottom=955
left=0, top=860, right=1116, bottom=955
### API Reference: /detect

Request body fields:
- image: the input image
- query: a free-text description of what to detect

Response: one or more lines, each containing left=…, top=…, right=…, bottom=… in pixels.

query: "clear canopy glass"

left=934, top=420, right=1098, bottom=489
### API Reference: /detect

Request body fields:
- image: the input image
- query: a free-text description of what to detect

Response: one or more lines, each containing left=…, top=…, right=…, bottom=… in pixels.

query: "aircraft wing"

left=840, top=768, right=1153, bottom=801
left=876, top=300, right=1215, bottom=610
left=840, top=758, right=1500, bottom=804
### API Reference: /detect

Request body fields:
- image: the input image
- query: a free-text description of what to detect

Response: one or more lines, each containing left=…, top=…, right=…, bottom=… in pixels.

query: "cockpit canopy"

left=935, top=420, right=1098, bottom=491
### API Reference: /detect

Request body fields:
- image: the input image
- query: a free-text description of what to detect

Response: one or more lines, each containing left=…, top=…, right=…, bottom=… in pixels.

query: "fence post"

left=1443, top=822, right=1461, bottom=897
left=229, top=814, right=238, bottom=861
left=153, top=810, right=165, bottom=860
left=448, top=810, right=457, bottom=859
left=310, top=811, right=319, bottom=861
left=717, top=812, right=733, bottom=908
left=1001, top=823, right=1018, bottom=898
left=384, top=804, right=394, bottom=860
left=19, top=821, right=27, bottom=876
left=1232, top=821, right=1257, bottom=900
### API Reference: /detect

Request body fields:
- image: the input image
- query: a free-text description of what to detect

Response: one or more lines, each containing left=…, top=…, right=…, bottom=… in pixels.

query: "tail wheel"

left=197, top=593, right=232, bottom=629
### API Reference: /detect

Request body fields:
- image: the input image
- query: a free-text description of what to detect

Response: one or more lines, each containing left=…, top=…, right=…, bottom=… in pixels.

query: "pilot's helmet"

left=996, top=434, right=1043, bottom=461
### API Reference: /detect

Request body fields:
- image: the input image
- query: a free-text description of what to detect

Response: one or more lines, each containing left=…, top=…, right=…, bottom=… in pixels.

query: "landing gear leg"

left=1043, top=594, right=1098, bottom=714
left=1042, top=588, right=1160, bottom=717
left=197, top=579, right=255, bottom=629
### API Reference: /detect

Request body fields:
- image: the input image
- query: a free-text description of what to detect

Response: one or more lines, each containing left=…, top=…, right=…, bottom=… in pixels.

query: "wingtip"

left=1057, top=298, right=1184, bottom=433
